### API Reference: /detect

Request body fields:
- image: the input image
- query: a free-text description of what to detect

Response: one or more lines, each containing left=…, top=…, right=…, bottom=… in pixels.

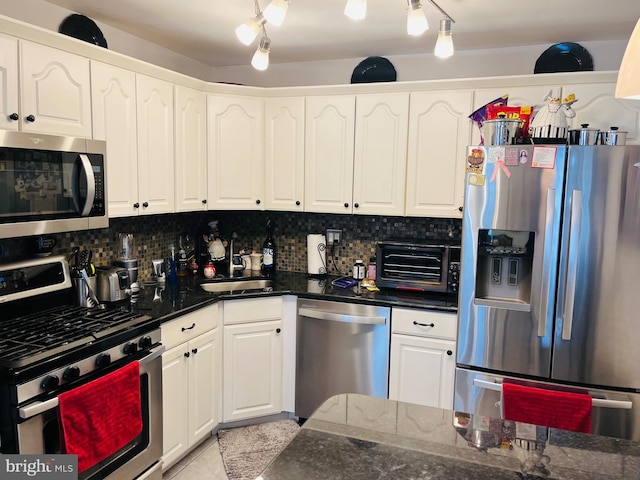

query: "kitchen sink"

left=200, top=278, right=273, bottom=293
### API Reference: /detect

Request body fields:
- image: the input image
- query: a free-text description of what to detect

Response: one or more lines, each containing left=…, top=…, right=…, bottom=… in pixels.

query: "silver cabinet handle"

left=472, top=379, right=632, bottom=409
left=298, top=308, right=386, bottom=325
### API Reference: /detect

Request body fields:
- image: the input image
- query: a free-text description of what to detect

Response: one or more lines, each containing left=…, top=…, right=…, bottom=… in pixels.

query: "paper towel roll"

left=307, top=234, right=327, bottom=275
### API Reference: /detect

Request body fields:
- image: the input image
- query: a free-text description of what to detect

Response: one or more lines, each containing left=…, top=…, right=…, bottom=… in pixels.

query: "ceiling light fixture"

left=615, top=17, right=640, bottom=99
left=235, top=12, right=266, bottom=46
left=434, top=17, right=454, bottom=58
left=344, top=0, right=367, bottom=21
left=252, top=35, right=271, bottom=70
left=263, top=0, right=290, bottom=27
left=406, top=0, right=428, bottom=36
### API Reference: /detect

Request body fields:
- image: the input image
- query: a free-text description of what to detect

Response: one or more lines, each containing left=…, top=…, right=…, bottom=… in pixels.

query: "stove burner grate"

left=0, top=305, right=151, bottom=365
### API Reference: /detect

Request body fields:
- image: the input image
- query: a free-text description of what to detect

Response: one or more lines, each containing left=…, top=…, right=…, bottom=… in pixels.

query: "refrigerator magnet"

left=531, top=146, right=557, bottom=169
left=467, top=147, right=485, bottom=173
left=505, top=148, right=519, bottom=166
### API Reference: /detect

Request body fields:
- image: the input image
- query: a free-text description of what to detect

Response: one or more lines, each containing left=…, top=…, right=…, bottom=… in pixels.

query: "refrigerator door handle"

left=472, top=379, right=633, bottom=409
left=561, top=190, right=582, bottom=341
left=538, top=188, right=556, bottom=337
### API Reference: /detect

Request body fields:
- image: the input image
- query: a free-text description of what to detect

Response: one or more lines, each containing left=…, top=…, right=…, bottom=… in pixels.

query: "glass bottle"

left=262, top=219, right=275, bottom=275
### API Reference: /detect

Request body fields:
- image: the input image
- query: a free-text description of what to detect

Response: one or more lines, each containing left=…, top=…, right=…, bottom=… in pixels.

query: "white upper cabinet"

left=405, top=90, right=473, bottom=218
left=175, top=85, right=207, bottom=212
left=563, top=83, right=640, bottom=144
left=353, top=93, right=409, bottom=216
left=208, top=94, right=264, bottom=210
left=0, top=34, right=19, bottom=132
left=136, top=74, right=175, bottom=215
left=15, top=40, right=92, bottom=137
left=91, top=61, right=139, bottom=218
left=264, top=97, right=305, bottom=211
left=304, top=95, right=355, bottom=214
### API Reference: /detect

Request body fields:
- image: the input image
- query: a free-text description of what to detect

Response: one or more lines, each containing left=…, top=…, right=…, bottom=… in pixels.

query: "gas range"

left=0, top=255, right=159, bottom=392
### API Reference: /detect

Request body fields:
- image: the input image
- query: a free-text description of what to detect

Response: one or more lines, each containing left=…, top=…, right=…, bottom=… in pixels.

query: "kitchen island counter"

left=260, top=393, right=640, bottom=480
left=127, top=271, right=458, bottom=322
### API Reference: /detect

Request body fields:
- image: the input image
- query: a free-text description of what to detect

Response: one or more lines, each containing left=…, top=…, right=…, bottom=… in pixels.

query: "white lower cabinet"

left=222, top=297, right=284, bottom=422
left=161, top=305, right=220, bottom=470
left=389, top=308, right=456, bottom=409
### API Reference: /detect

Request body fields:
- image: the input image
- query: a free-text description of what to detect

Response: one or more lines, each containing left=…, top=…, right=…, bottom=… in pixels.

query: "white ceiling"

left=43, top=0, right=640, bottom=68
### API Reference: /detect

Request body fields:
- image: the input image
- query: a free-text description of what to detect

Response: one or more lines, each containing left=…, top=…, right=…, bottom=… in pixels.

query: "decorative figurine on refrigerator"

left=529, top=90, right=578, bottom=139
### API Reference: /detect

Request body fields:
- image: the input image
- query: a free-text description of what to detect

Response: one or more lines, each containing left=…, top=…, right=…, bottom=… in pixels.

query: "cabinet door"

left=20, top=41, right=92, bottom=137
left=223, top=320, right=283, bottom=422
left=162, top=343, right=190, bottom=468
left=91, top=61, right=139, bottom=217
left=406, top=90, right=473, bottom=218
left=389, top=334, right=455, bottom=409
left=265, top=97, right=305, bottom=211
left=189, top=329, right=219, bottom=445
left=208, top=95, right=264, bottom=209
left=352, top=93, right=408, bottom=216
left=175, top=85, right=207, bottom=212
left=563, top=83, right=640, bottom=144
left=136, top=74, right=175, bottom=214
left=304, top=96, right=355, bottom=214
left=0, top=34, right=19, bottom=132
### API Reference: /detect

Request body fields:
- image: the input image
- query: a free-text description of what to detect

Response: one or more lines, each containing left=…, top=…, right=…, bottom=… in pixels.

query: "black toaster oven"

left=375, top=241, right=460, bottom=294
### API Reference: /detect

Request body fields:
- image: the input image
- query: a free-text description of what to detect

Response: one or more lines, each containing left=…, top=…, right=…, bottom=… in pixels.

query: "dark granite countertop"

left=120, top=271, right=458, bottom=322
left=260, top=393, right=640, bottom=480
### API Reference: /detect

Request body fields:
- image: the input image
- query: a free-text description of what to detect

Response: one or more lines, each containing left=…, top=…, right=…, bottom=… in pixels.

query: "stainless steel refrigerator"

left=455, top=144, right=640, bottom=441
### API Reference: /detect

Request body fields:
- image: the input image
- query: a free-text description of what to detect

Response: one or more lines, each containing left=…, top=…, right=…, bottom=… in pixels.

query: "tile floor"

left=162, top=434, right=229, bottom=480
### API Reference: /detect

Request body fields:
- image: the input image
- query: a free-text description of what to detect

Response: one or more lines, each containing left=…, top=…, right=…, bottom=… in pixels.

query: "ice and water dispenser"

left=474, top=229, right=535, bottom=310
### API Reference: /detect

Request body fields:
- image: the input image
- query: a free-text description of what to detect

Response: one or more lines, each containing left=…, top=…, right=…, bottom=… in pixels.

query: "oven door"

left=16, top=345, right=164, bottom=480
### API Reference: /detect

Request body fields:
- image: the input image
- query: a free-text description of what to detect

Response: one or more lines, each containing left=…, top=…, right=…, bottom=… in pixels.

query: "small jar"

left=352, top=259, right=365, bottom=280
left=203, top=261, right=216, bottom=279
left=367, top=257, right=376, bottom=279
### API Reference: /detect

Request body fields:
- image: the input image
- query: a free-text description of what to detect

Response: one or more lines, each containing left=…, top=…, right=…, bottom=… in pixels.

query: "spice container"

left=352, top=260, right=365, bottom=280
left=367, top=257, right=376, bottom=279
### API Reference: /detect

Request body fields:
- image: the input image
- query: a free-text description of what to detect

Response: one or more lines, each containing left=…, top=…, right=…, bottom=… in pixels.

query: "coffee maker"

left=113, top=233, right=139, bottom=291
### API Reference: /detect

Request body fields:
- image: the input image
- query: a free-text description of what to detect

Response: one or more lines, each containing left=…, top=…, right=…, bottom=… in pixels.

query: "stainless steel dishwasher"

left=295, top=298, right=391, bottom=419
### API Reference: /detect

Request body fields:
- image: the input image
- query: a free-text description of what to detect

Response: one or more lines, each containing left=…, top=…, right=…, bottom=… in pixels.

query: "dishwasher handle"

left=298, top=307, right=387, bottom=325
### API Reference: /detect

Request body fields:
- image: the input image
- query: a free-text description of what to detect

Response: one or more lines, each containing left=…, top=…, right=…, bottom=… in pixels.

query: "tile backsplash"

left=0, top=211, right=461, bottom=281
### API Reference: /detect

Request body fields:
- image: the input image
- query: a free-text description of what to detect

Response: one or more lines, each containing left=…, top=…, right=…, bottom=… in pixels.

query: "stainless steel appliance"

left=455, top=144, right=640, bottom=440
left=295, top=299, right=390, bottom=419
left=376, top=241, right=460, bottom=294
left=0, top=255, right=163, bottom=479
left=0, top=131, right=108, bottom=239
left=96, top=266, right=130, bottom=302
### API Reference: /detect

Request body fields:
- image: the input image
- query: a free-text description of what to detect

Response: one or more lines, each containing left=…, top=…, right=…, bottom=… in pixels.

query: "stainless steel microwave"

left=376, top=241, right=460, bottom=294
left=0, top=131, right=107, bottom=239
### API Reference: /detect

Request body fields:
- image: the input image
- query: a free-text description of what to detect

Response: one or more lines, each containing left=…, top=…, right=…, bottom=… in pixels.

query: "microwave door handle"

left=73, top=153, right=96, bottom=217
left=538, top=188, right=556, bottom=337
left=561, top=190, right=582, bottom=341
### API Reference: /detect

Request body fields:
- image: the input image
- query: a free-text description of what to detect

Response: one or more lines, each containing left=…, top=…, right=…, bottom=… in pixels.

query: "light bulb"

left=235, top=14, right=265, bottom=45
left=407, top=2, right=428, bottom=36
left=344, top=0, right=366, bottom=20
left=434, top=18, right=454, bottom=58
left=263, top=0, right=290, bottom=27
left=251, top=37, right=271, bottom=70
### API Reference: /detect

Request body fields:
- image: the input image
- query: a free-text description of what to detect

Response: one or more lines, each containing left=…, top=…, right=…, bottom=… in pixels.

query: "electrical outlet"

left=326, top=229, right=342, bottom=246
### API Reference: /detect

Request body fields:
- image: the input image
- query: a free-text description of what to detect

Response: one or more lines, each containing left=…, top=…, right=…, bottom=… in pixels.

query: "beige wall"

left=0, top=1, right=628, bottom=87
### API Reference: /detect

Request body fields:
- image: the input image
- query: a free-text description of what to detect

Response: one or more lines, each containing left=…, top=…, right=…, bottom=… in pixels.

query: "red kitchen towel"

left=502, top=382, right=592, bottom=434
left=58, top=361, right=142, bottom=473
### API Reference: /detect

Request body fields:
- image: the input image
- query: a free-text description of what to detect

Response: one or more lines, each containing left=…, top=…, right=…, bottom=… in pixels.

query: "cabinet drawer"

left=223, top=297, right=283, bottom=325
left=391, top=308, right=457, bottom=340
left=161, top=304, right=219, bottom=350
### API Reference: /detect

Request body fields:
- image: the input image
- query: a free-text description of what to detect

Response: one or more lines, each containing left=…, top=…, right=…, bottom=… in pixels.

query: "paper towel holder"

left=307, top=234, right=327, bottom=277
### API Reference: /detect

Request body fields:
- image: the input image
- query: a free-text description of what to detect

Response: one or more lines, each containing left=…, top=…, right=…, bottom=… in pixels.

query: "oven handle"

left=18, top=345, right=165, bottom=420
